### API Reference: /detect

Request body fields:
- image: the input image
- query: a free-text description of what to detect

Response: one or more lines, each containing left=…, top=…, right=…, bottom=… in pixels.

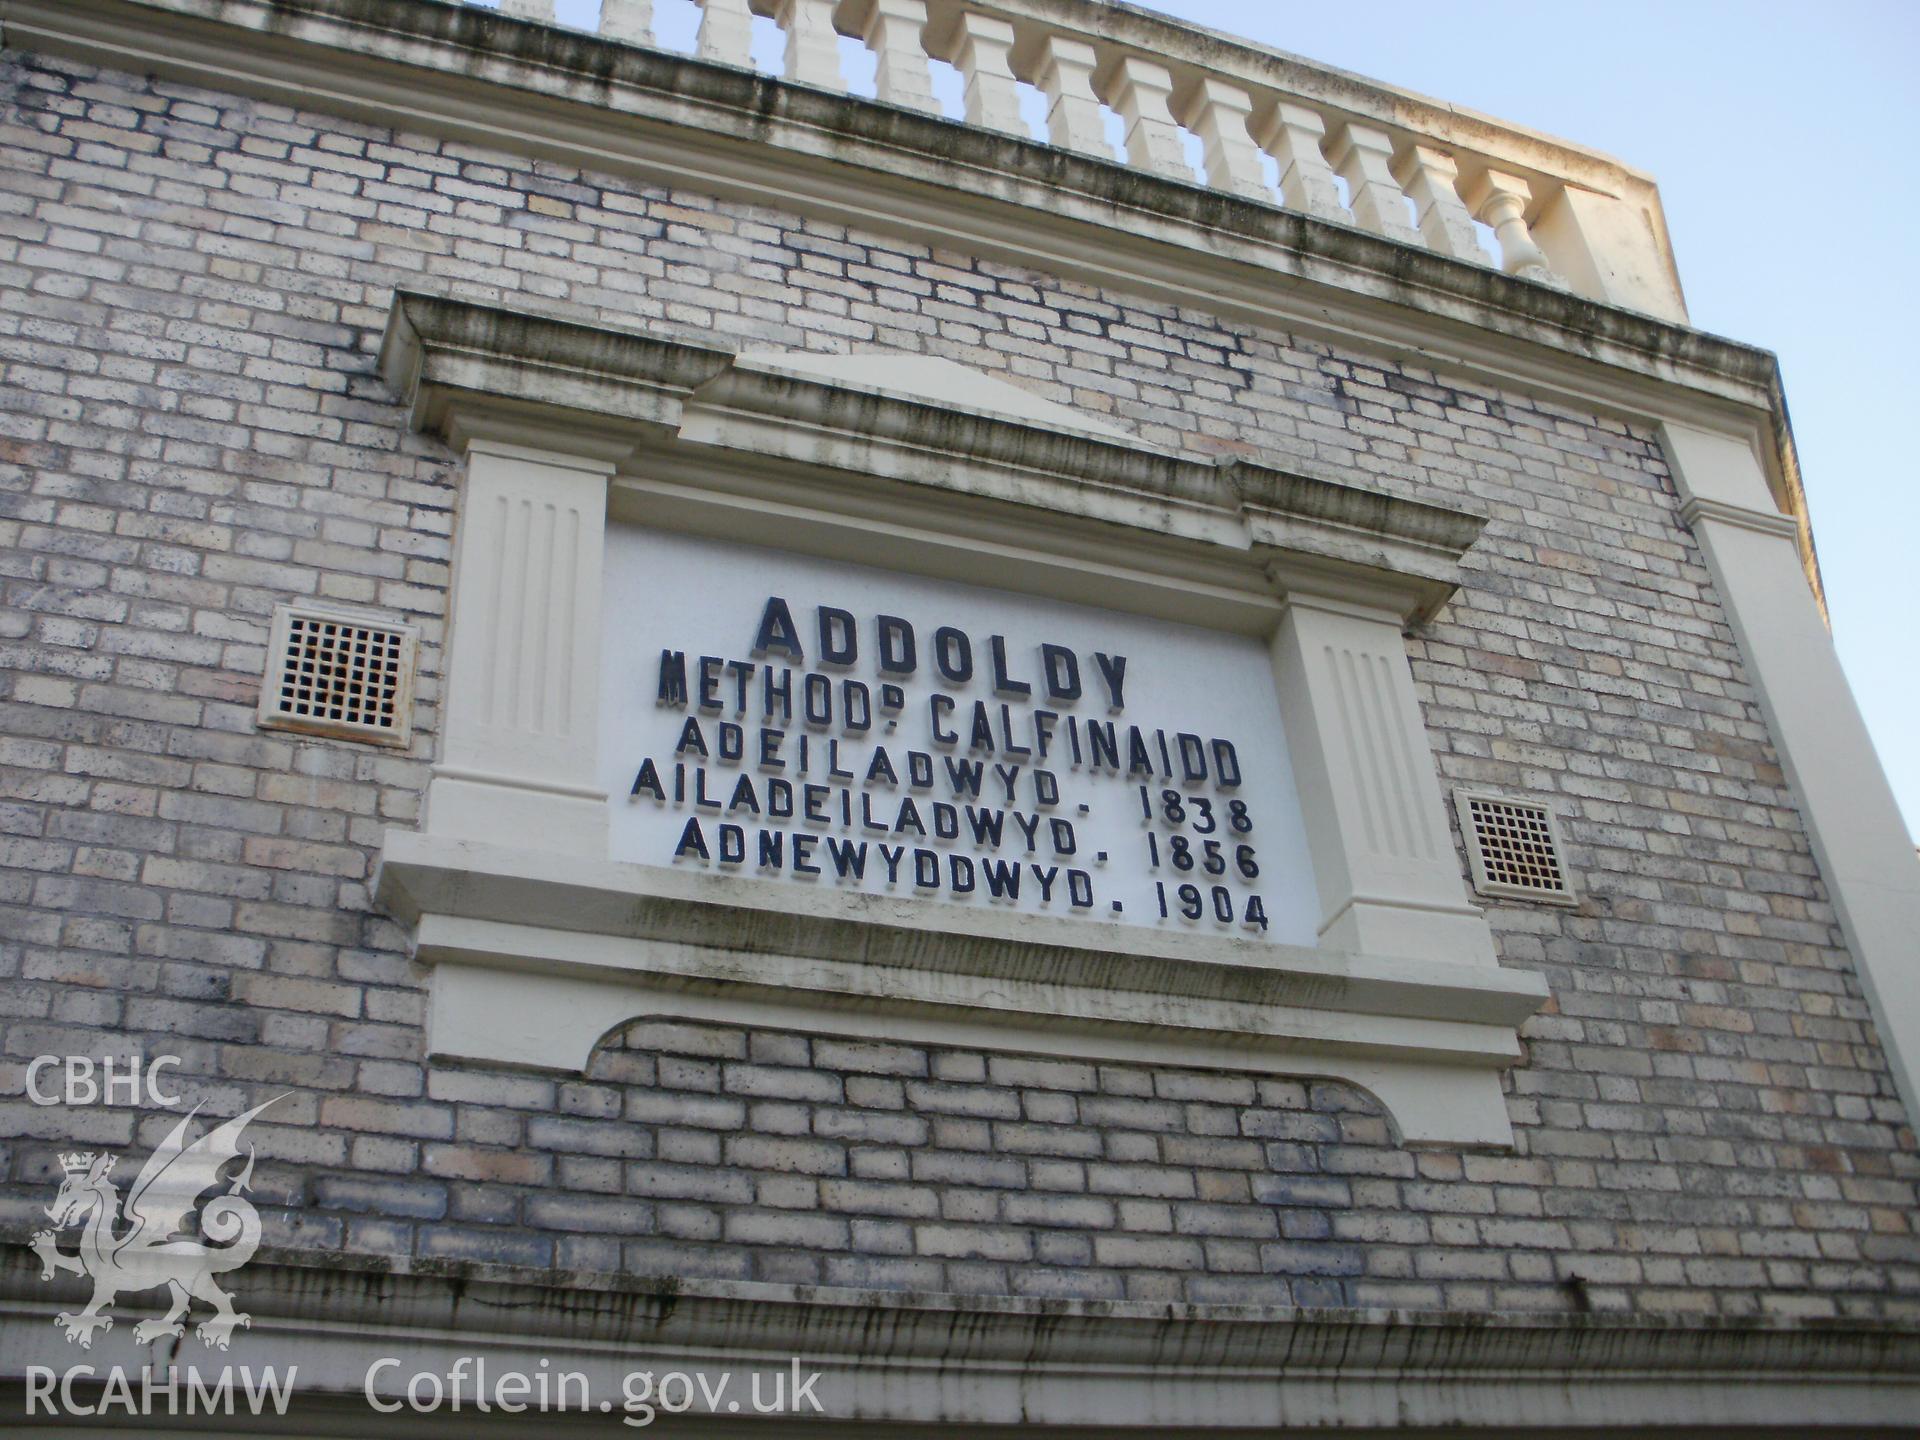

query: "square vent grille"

left=257, top=604, right=417, bottom=748
left=1454, top=790, right=1576, bottom=906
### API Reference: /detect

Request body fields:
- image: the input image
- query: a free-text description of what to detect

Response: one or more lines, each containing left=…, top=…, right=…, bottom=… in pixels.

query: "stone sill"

left=376, top=831, right=1550, bottom=1149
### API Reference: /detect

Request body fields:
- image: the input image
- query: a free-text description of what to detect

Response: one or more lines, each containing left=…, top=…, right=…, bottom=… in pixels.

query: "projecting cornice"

left=379, top=290, right=1488, bottom=625
left=4, top=1248, right=1916, bottom=1429
left=4, top=0, right=1821, bottom=605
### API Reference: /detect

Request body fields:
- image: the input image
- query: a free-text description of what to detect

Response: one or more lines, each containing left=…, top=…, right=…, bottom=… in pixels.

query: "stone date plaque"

left=601, top=523, right=1320, bottom=946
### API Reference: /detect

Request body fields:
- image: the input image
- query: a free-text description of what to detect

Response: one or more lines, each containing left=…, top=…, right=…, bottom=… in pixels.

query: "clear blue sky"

left=555, top=0, right=1919, bottom=842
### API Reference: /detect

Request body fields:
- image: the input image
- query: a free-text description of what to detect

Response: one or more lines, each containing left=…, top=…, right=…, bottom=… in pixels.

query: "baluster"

left=496, top=0, right=556, bottom=21
left=1464, top=169, right=1561, bottom=283
left=598, top=0, right=653, bottom=43
left=773, top=0, right=845, bottom=91
left=1252, top=102, right=1344, bottom=223
left=846, top=0, right=938, bottom=114
left=1098, top=56, right=1190, bottom=181
left=1030, top=35, right=1107, bottom=155
left=1172, top=77, right=1267, bottom=200
left=1391, top=145, right=1490, bottom=264
left=1326, top=123, right=1422, bottom=245
left=929, top=13, right=1025, bottom=136
left=695, top=0, right=755, bottom=67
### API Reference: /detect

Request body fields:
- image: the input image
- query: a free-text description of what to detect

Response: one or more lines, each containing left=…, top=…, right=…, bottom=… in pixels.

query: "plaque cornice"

left=376, top=831, right=1548, bottom=1149
left=380, top=290, right=1488, bottom=626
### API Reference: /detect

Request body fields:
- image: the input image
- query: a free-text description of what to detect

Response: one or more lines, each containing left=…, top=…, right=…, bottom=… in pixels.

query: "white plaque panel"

left=600, top=525, right=1319, bottom=946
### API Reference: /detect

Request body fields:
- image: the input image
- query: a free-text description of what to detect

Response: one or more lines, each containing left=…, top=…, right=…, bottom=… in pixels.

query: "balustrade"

left=464, top=0, right=1685, bottom=319
left=926, top=11, right=1024, bottom=135
left=1465, top=168, right=1559, bottom=283
left=851, top=0, right=939, bottom=113
left=599, top=0, right=652, bottom=42
left=1026, top=34, right=1104, bottom=155
left=693, top=0, right=752, bottom=66
left=1254, top=102, right=1345, bottom=224
left=1099, top=55, right=1190, bottom=181
left=1392, top=145, right=1491, bottom=265
left=1173, top=78, right=1266, bottom=200
left=1326, top=122, right=1423, bottom=248
left=773, top=0, right=846, bottom=91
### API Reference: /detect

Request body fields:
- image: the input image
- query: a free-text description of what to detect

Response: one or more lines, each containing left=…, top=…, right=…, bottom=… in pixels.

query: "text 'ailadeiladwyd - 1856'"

left=631, top=596, right=1273, bottom=932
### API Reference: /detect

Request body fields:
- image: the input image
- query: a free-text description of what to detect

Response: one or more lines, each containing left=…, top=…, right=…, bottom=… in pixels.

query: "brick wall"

left=1, top=48, right=1914, bottom=1323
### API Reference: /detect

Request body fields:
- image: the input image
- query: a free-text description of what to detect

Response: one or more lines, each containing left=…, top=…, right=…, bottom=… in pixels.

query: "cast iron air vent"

left=1454, top=789, right=1577, bottom=906
left=257, top=603, right=417, bottom=748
